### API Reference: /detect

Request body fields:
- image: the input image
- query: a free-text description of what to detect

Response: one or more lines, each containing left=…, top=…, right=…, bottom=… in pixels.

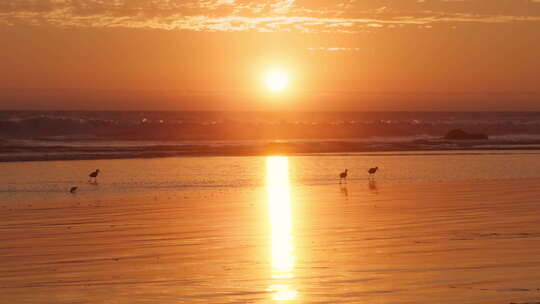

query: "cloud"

left=1, top=0, right=540, bottom=32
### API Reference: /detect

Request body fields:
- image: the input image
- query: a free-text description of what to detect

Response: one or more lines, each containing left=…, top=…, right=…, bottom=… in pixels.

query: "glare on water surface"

left=266, top=156, right=297, bottom=301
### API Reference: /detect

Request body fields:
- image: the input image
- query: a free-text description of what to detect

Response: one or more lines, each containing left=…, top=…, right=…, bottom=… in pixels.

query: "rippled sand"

left=2, top=176, right=540, bottom=303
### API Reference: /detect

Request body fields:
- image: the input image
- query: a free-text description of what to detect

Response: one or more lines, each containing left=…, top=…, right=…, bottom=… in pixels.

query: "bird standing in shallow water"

left=339, top=169, right=348, bottom=183
left=368, top=167, right=379, bottom=178
left=89, top=169, right=100, bottom=183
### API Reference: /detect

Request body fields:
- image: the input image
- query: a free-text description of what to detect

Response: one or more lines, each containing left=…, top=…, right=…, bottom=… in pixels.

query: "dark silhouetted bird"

left=368, top=167, right=379, bottom=176
left=339, top=169, right=348, bottom=183
left=70, top=186, right=78, bottom=193
left=89, top=169, right=100, bottom=182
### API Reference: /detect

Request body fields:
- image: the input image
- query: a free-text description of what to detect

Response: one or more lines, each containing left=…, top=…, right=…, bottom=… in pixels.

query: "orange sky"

left=1, top=0, right=539, bottom=111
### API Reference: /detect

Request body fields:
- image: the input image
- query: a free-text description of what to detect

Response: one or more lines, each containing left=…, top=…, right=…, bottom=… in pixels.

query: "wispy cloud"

left=1, top=0, right=540, bottom=32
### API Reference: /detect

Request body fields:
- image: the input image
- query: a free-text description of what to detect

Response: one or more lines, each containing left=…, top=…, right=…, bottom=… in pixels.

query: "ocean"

left=2, top=111, right=540, bottom=162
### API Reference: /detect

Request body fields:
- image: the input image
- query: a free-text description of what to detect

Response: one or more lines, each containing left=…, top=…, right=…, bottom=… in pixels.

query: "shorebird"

left=89, top=169, right=100, bottom=183
left=339, top=169, right=348, bottom=183
left=368, top=167, right=379, bottom=177
left=70, top=186, right=78, bottom=193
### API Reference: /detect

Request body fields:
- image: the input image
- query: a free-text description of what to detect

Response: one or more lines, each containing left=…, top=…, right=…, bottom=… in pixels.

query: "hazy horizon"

left=1, top=88, right=539, bottom=111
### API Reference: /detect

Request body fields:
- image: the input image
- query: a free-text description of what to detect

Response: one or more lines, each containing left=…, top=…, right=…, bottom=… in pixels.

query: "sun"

left=264, top=70, right=289, bottom=92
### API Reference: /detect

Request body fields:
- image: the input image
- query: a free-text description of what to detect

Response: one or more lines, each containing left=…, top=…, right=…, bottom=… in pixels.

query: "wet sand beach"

left=2, top=165, right=540, bottom=303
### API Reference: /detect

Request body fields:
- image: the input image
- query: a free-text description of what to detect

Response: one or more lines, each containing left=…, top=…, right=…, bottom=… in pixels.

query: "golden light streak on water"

left=265, top=156, right=297, bottom=301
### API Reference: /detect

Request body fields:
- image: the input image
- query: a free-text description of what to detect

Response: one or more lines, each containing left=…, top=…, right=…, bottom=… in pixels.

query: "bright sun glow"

left=264, top=70, right=289, bottom=92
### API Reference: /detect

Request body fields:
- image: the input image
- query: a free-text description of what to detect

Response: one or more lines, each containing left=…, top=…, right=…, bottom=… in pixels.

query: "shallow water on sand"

left=1, top=153, right=540, bottom=303
left=2, top=150, right=540, bottom=204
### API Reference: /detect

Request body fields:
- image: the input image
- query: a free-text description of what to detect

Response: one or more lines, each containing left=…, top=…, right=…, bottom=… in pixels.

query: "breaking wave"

left=1, top=111, right=540, bottom=161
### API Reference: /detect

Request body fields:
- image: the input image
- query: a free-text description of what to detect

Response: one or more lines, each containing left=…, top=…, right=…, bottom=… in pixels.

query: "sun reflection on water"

left=266, top=156, right=297, bottom=301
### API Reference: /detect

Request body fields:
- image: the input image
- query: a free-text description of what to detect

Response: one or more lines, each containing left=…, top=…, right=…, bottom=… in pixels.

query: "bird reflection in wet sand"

left=369, top=179, right=378, bottom=194
left=340, top=183, right=349, bottom=197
